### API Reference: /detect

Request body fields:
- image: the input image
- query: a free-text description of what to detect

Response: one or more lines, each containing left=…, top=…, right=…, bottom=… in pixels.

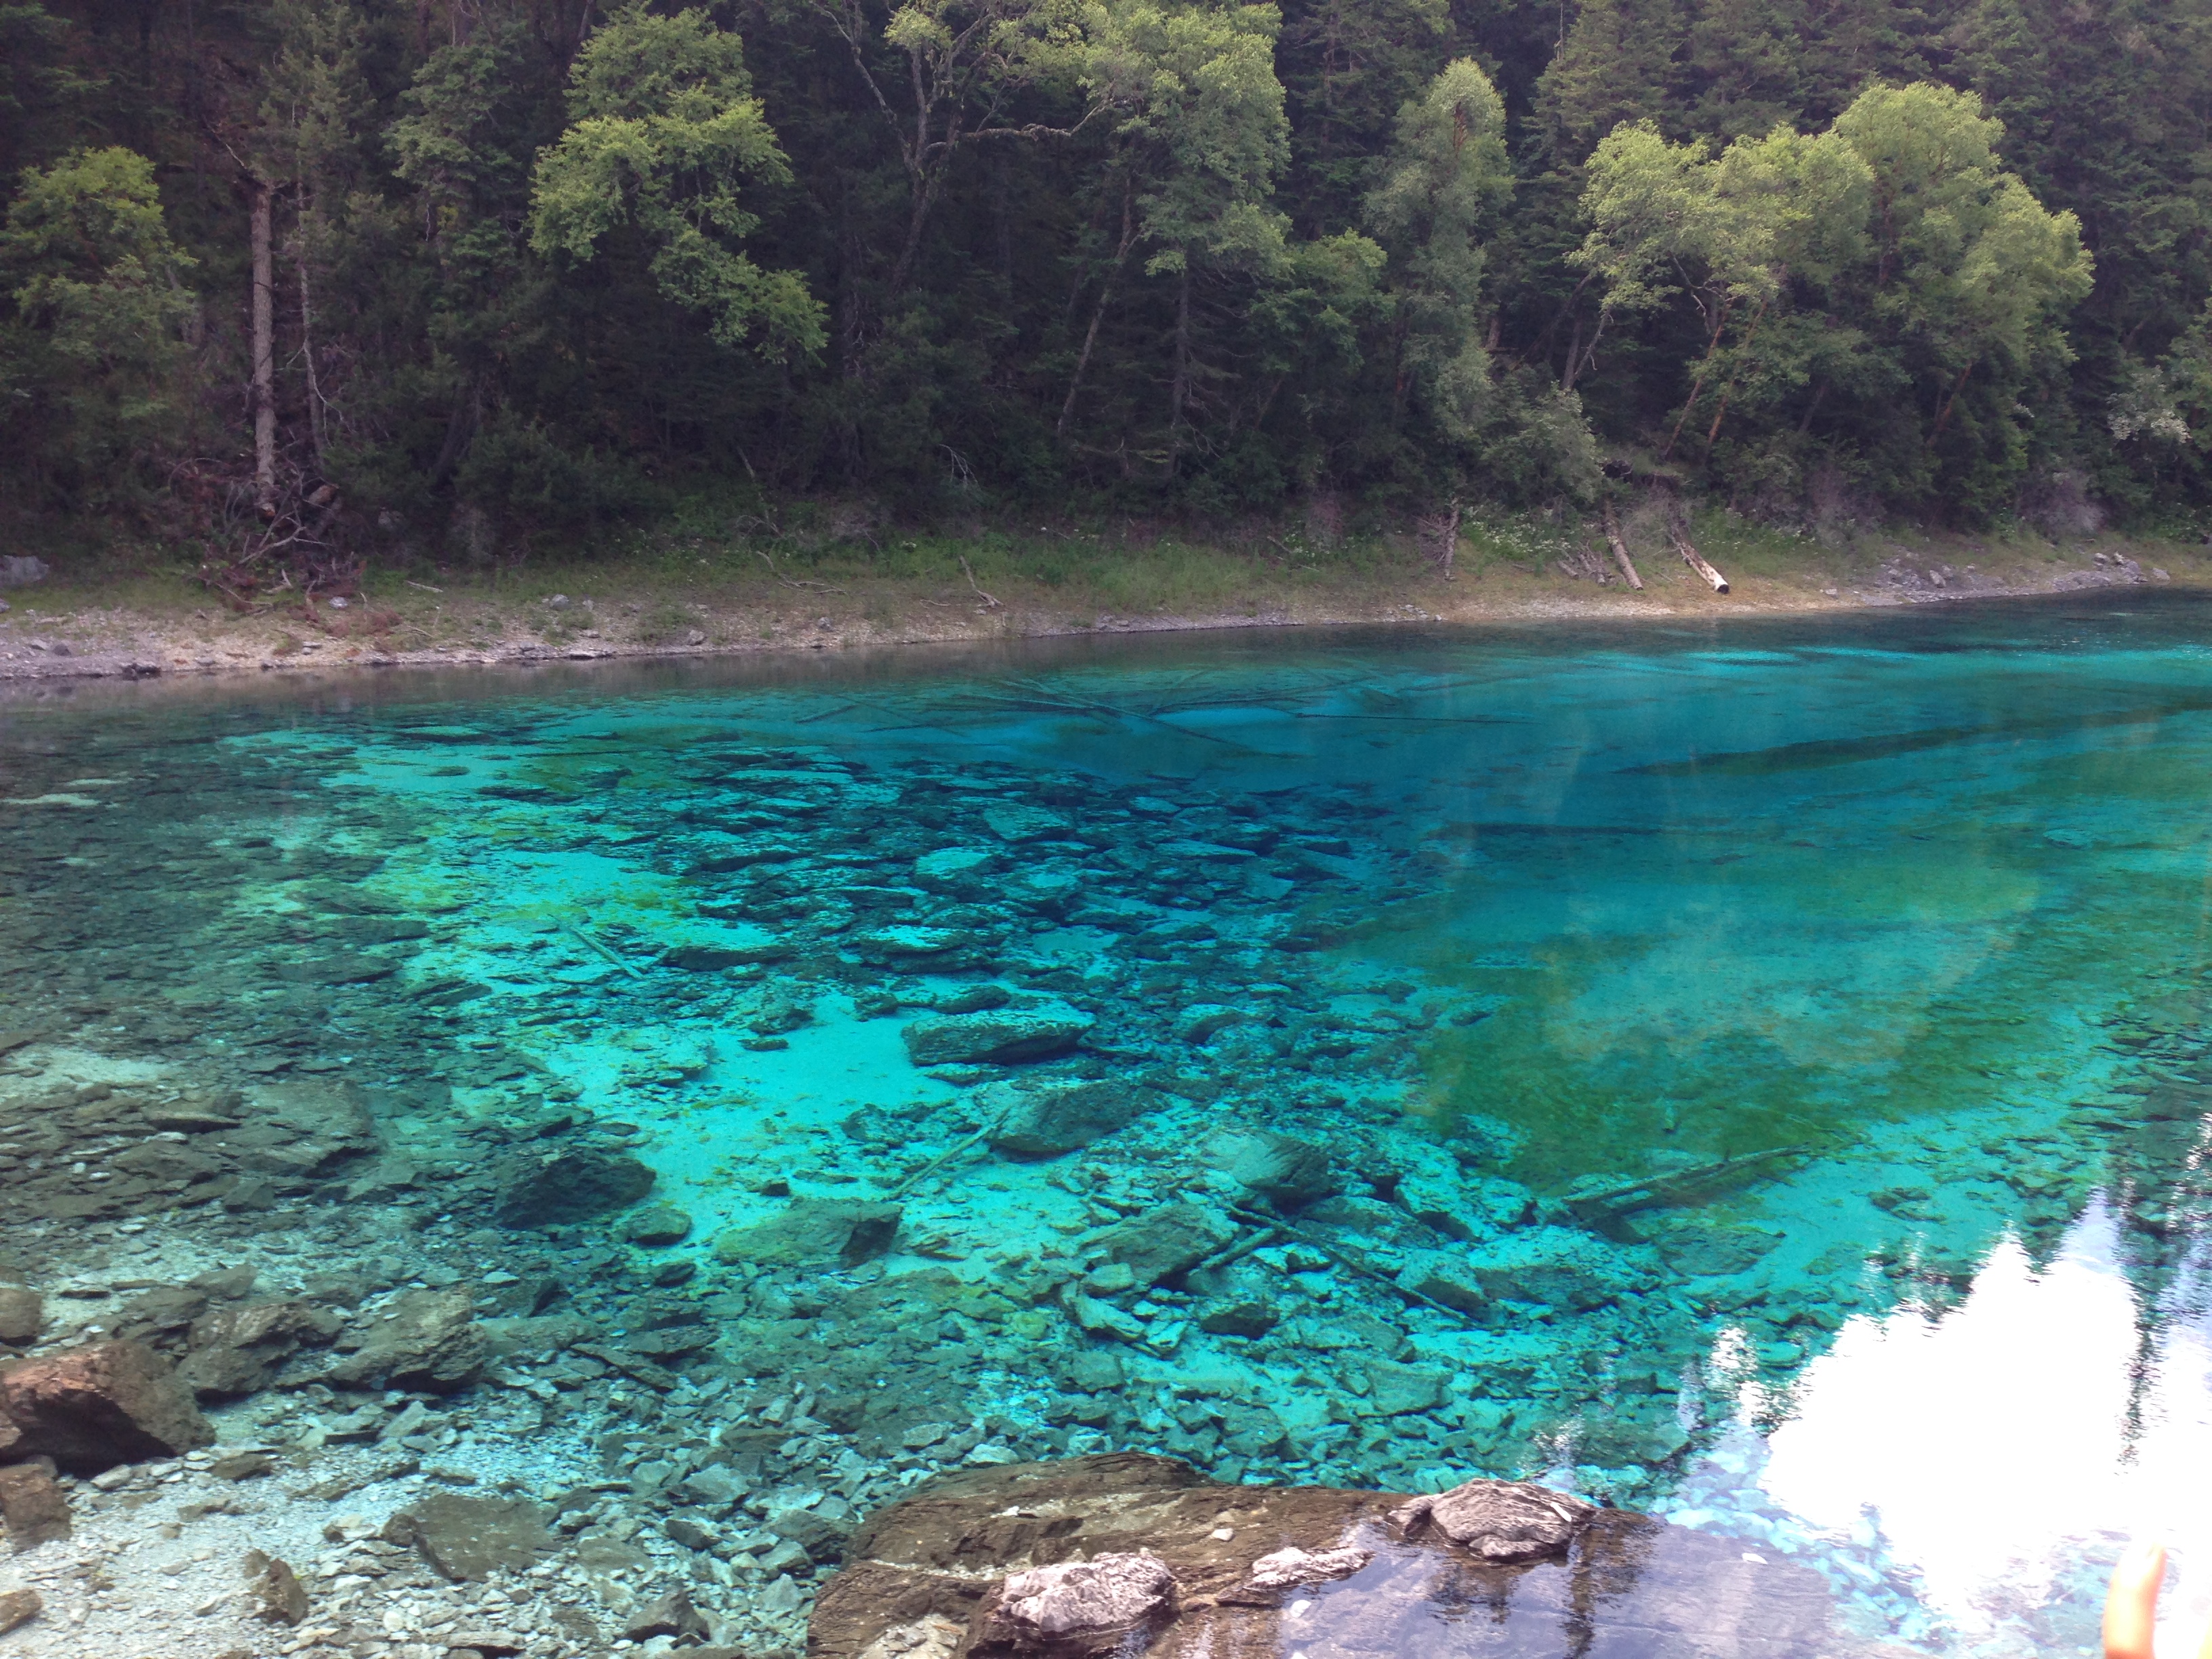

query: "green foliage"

left=0, top=0, right=2199, bottom=535
left=0, top=146, right=196, bottom=506
left=530, top=3, right=823, bottom=358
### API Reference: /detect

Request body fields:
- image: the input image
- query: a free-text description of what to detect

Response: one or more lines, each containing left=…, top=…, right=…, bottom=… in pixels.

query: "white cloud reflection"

left=1742, top=1197, right=2212, bottom=1649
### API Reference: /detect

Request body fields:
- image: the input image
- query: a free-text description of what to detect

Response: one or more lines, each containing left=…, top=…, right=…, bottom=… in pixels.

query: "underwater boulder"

left=711, top=1200, right=904, bottom=1269
left=903, top=1000, right=1095, bottom=1067
left=491, top=1148, right=656, bottom=1229
left=984, top=1079, right=1150, bottom=1158
left=1457, top=1227, right=1650, bottom=1311
left=1389, top=1477, right=1597, bottom=1562
left=1090, top=1203, right=1238, bottom=1286
left=0, top=1288, right=43, bottom=1348
left=176, top=1300, right=344, bottom=1398
left=621, top=1203, right=695, bottom=1246
left=1202, top=1130, right=1336, bottom=1210
left=0, top=1339, right=214, bottom=1471
left=323, top=1289, right=484, bottom=1393
left=975, top=1550, right=1180, bottom=1658
left=383, top=1491, right=558, bottom=1582
left=914, top=847, right=1003, bottom=891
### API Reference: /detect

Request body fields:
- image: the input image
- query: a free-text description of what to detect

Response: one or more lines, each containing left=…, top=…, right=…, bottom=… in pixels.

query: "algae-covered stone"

left=178, top=1300, right=343, bottom=1397
left=1458, top=1227, right=1646, bottom=1310
left=1197, top=1298, right=1278, bottom=1337
left=712, top=1200, right=902, bottom=1269
left=1092, top=1202, right=1237, bottom=1285
left=903, top=1000, right=1094, bottom=1066
left=985, top=1078, right=1149, bottom=1158
left=493, top=1149, right=655, bottom=1229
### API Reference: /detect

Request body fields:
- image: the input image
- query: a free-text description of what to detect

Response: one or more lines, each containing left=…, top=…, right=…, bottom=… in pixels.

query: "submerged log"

left=1666, top=518, right=1729, bottom=592
left=1561, top=1143, right=1811, bottom=1226
left=1600, top=503, right=1643, bottom=590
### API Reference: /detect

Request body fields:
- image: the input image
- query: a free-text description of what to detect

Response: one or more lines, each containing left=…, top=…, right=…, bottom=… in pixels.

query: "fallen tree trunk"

left=1600, top=503, right=1643, bottom=590
left=1667, top=518, right=1728, bottom=592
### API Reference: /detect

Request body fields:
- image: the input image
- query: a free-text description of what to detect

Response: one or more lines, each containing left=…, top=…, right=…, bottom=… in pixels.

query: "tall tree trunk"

left=1700, top=295, right=1769, bottom=452
left=1928, top=360, right=1974, bottom=444
left=296, top=207, right=327, bottom=472
left=251, top=179, right=276, bottom=517
left=1560, top=309, right=1582, bottom=394
left=1059, top=180, right=1134, bottom=438
left=1659, top=295, right=1734, bottom=462
left=1168, top=258, right=1192, bottom=472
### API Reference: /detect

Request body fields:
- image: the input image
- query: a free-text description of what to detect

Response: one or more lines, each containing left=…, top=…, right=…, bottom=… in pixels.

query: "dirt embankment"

left=0, top=529, right=2199, bottom=687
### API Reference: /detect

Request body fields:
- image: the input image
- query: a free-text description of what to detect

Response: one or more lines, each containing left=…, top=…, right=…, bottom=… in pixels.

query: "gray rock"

left=1390, top=1478, right=1598, bottom=1563
left=765, top=1501, right=855, bottom=1561
left=621, top=1203, right=694, bottom=1246
left=0, top=1340, right=213, bottom=1471
left=678, top=1463, right=750, bottom=1508
left=325, top=1289, right=484, bottom=1393
left=903, top=1000, right=1094, bottom=1066
left=0, top=1287, right=43, bottom=1347
left=983, top=1551, right=1179, bottom=1656
left=1092, top=1203, right=1237, bottom=1285
left=984, top=1079, right=1149, bottom=1158
left=712, top=1200, right=903, bottom=1269
left=383, top=1492, right=558, bottom=1582
left=0, top=1462, right=70, bottom=1551
left=0, top=556, right=50, bottom=589
left=493, top=1149, right=655, bottom=1229
left=1064, top=1350, right=1125, bottom=1392
left=623, top=1588, right=712, bottom=1644
left=177, top=1300, right=343, bottom=1398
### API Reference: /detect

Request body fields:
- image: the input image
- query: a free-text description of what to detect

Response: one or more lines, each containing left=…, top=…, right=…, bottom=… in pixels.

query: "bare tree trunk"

left=1928, top=360, right=1974, bottom=444
left=1059, top=180, right=1134, bottom=438
left=1560, top=309, right=1582, bottom=393
left=296, top=213, right=327, bottom=472
left=251, top=179, right=276, bottom=517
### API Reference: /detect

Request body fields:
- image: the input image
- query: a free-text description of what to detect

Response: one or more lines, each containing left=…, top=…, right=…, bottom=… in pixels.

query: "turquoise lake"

left=7, top=595, right=2212, bottom=1656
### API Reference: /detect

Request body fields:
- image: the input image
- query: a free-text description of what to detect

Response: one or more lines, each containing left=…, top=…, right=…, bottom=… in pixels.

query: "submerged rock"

left=177, top=1299, right=343, bottom=1397
left=0, top=1462, right=71, bottom=1550
left=492, top=1148, right=656, bottom=1229
left=1204, top=1129, right=1337, bottom=1208
left=1090, top=1203, right=1238, bottom=1285
left=0, top=1339, right=214, bottom=1471
left=621, top=1203, right=695, bottom=1246
left=712, top=1200, right=903, bottom=1269
left=384, top=1491, right=558, bottom=1582
left=1458, top=1227, right=1649, bottom=1310
left=985, top=1078, right=1150, bottom=1158
left=0, top=1288, right=42, bottom=1348
left=324, top=1288, right=484, bottom=1393
left=903, top=1000, right=1095, bottom=1066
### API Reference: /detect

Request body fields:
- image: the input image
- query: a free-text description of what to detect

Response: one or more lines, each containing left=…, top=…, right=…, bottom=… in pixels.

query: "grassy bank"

left=2, top=506, right=2208, bottom=679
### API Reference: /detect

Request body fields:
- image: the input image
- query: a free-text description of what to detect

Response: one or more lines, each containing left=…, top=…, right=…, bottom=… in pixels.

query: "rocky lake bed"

left=3, top=611, right=2212, bottom=1656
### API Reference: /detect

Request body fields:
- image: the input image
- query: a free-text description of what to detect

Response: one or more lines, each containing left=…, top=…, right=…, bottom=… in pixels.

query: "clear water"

left=7, top=597, right=2212, bottom=1656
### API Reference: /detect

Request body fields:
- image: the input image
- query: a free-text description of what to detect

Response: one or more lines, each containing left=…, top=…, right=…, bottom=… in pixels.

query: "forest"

left=1, top=0, right=2208, bottom=570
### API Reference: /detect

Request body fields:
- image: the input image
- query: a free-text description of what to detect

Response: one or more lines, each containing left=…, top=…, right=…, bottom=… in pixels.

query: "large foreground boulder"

left=809, top=1452, right=1877, bottom=1659
left=0, top=1340, right=213, bottom=1471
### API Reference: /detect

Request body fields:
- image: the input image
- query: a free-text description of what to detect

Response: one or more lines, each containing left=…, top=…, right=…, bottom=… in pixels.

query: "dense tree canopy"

left=0, top=0, right=2199, bottom=552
